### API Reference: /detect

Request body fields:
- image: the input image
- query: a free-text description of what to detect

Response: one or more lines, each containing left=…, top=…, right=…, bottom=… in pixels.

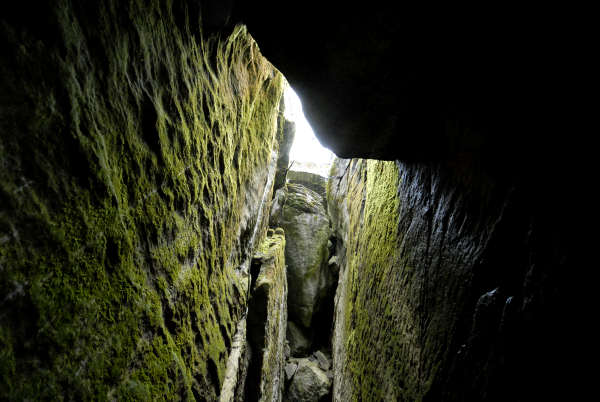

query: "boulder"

left=271, top=182, right=332, bottom=329
left=285, top=358, right=331, bottom=402
left=287, top=320, right=311, bottom=357
left=313, top=350, right=331, bottom=371
left=287, top=170, right=328, bottom=201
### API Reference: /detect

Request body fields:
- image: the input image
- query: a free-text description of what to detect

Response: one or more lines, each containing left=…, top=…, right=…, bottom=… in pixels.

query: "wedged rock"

left=285, top=362, right=298, bottom=381
left=270, top=182, right=333, bottom=329
left=287, top=170, right=328, bottom=201
left=285, top=358, right=331, bottom=402
left=313, top=350, right=331, bottom=371
left=287, top=320, right=311, bottom=357
left=327, top=255, right=339, bottom=274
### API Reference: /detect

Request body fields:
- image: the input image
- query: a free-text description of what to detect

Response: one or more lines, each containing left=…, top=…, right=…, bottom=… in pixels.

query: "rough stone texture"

left=285, top=358, right=331, bottom=402
left=287, top=170, right=328, bottom=201
left=245, top=231, right=288, bottom=402
left=0, top=2, right=284, bottom=400
left=284, top=362, right=297, bottom=381
left=313, top=350, right=330, bottom=371
left=236, top=2, right=578, bottom=203
left=328, top=157, right=574, bottom=402
left=269, top=182, right=331, bottom=329
left=273, top=119, right=296, bottom=192
left=219, top=318, right=248, bottom=402
left=286, top=321, right=311, bottom=357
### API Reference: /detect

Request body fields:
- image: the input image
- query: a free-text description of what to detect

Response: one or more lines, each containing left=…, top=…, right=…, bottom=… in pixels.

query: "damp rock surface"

left=327, top=156, right=573, bottom=402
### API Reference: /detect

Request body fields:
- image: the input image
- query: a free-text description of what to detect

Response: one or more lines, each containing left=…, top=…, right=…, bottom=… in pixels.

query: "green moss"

left=249, top=232, right=287, bottom=400
left=0, top=1, right=283, bottom=400
left=330, top=159, right=430, bottom=401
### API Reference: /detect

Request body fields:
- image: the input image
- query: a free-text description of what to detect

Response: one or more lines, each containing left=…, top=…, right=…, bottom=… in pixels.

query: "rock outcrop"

left=286, top=321, right=311, bottom=357
left=0, top=2, right=285, bottom=399
left=270, top=178, right=332, bottom=332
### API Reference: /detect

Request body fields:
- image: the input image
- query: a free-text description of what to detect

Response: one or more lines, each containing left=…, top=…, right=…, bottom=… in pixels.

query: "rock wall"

left=0, top=2, right=284, bottom=400
left=245, top=229, right=288, bottom=402
left=270, top=174, right=333, bottom=343
left=328, top=158, right=572, bottom=401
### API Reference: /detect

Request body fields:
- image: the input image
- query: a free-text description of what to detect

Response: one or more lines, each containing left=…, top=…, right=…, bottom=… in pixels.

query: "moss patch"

left=329, top=159, right=428, bottom=401
left=0, top=1, right=283, bottom=400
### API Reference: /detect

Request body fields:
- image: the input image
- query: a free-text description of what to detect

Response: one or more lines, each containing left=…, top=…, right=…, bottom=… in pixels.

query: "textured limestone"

left=219, top=318, right=248, bottom=402
left=245, top=232, right=288, bottom=402
left=313, top=350, right=330, bottom=371
left=284, top=362, right=297, bottom=381
left=0, top=2, right=284, bottom=400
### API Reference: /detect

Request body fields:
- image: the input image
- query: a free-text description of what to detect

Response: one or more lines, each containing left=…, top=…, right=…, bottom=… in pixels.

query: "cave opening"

left=283, top=85, right=334, bottom=177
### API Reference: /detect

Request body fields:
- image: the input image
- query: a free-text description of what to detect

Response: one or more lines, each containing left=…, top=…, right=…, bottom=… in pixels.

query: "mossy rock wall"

left=328, top=158, right=506, bottom=401
left=328, top=155, right=570, bottom=401
left=0, top=1, right=284, bottom=400
left=246, top=230, right=287, bottom=402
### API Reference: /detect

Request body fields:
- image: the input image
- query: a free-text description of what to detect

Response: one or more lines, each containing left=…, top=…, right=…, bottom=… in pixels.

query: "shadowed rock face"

left=233, top=6, right=579, bottom=401
left=328, top=158, right=576, bottom=402
left=218, top=3, right=579, bottom=400
left=235, top=3, right=573, bottom=173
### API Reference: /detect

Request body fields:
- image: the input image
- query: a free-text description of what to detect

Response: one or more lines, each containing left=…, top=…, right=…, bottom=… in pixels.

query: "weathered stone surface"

left=287, top=170, right=328, bottom=201
left=273, top=118, right=296, bottom=191
left=287, top=321, right=311, bottom=357
left=313, top=350, right=330, bottom=371
left=327, top=256, right=339, bottom=274
left=220, top=319, right=249, bottom=402
left=246, top=232, right=288, bottom=402
left=285, top=358, right=331, bottom=402
left=328, top=157, right=575, bottom=402
left=0, top=3, right=285, bottom=400
left=284, top=363, right=298, bottom=381
left=270, top=182, right=332, bottom=329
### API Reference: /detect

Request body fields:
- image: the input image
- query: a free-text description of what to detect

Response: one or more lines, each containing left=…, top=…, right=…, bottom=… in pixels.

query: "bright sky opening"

left=283, top=85, right=335, bottom=177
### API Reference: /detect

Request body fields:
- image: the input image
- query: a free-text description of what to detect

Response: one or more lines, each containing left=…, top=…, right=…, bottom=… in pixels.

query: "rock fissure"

left=1, top=2, right=578, bottom=401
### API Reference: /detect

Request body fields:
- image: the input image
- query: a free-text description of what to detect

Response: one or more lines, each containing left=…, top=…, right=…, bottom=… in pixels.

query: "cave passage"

left=0, top=2, right=578, bottom=401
